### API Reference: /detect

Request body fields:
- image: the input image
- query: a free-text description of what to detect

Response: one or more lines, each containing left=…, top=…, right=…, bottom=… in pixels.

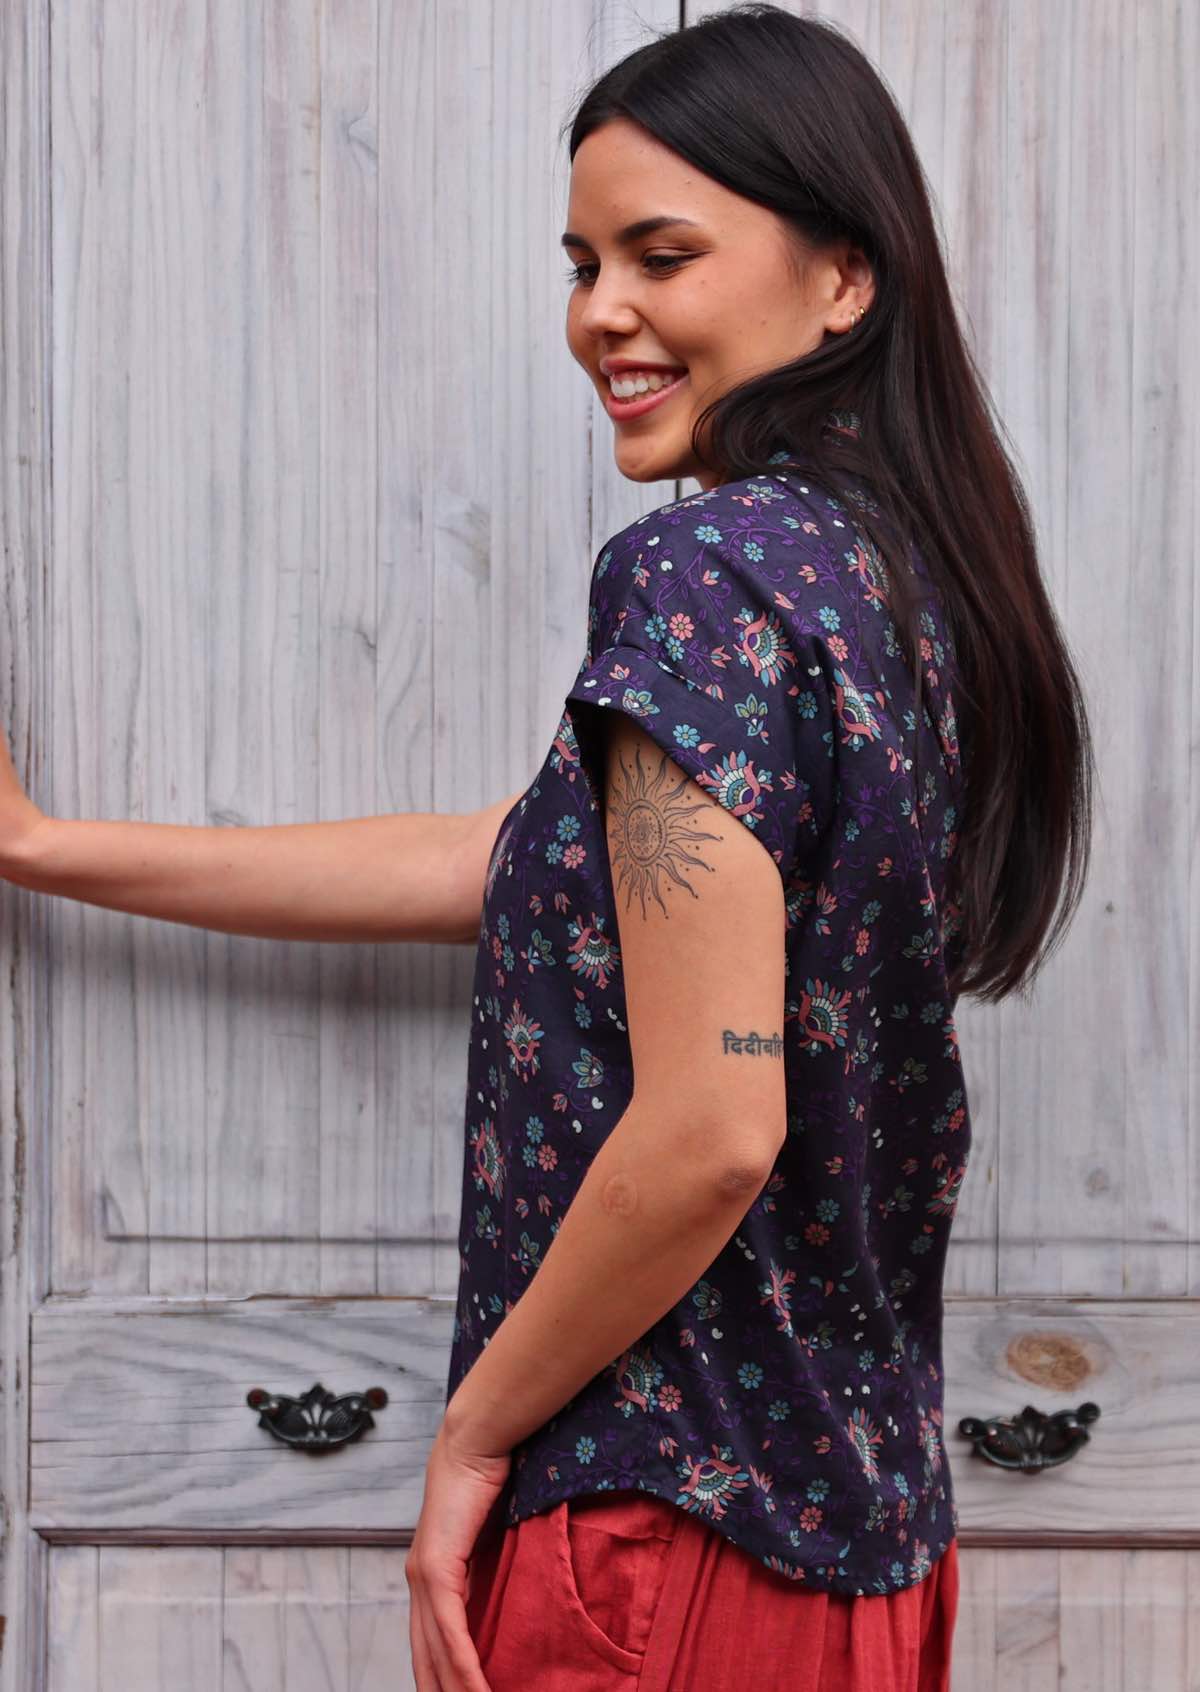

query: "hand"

left=406, top=1419, right=511, bottom=1691
left=0, top=720, right=47, bottom=875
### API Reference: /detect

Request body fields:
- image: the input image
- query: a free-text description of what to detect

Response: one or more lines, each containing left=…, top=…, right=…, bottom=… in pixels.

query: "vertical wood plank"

left=1018, top=0, right=1135, bottom=1297
left=96, top=1547, right=223, bottom=1690
left=223, top=1548, right=288, bottom=1692
left=45, top=1547, right=99, bottom=1692
left=979, top=0, right=1073, bottom=1302
left=374, top=0, right=447, bottom=1297
left=425, top=0, right=503, bottom=1291
left=1121, top=1551, right=1190, bottom=1692
left=1119, top=0, right=1198, bottom=1295
left=280, top=1548, right=350, bottom=1692
left=205, top=0, right=325, bottom=1300
left=1058, top=1549, right=1124, bottom=1692
left=315, top=0, right=382, bottom=1297
left=934, top=0, right=1009, bottom=1303
left=348, top=1547, right=415, bottom=1692
left=993, top=1550, right=1060, bottom=1692
left=50, top=0, right=146, bottom=1299
left=126, top=0, right=211, bottom=1299
left=953, top=1546, right=999, bottom=1692
left=43, top=0, right=94, bottom=1303
left=0, top=1, right=53, bottom=1687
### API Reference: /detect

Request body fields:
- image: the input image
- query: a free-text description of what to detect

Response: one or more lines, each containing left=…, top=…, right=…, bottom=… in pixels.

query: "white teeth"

left=608, top=370, right=685, bottom=398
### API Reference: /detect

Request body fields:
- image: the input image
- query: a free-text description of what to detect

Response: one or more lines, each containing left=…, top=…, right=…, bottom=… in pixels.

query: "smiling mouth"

left=604, top=371, right=689, bottom=421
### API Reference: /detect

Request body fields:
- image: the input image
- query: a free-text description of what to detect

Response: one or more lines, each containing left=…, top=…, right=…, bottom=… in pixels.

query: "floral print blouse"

left=445, top=444, right=972, bottom=1596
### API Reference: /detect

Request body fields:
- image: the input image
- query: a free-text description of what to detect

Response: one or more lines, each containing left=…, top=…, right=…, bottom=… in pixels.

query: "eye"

left=563, top=254, right=688, bottom=286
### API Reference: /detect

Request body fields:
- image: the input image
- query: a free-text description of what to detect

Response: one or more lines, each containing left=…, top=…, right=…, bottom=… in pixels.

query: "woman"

left=406, top=7, right=1093, bottom=1690
left=0, top=7, right=1093, bottom=1692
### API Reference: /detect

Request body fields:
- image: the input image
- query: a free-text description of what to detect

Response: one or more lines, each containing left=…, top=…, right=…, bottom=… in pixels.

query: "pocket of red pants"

left=556, top=1490, right=677, bottom=1671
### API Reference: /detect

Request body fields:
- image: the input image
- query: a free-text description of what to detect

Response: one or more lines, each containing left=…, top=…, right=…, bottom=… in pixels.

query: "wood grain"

left=1, top=3, right=1195, bottom=1689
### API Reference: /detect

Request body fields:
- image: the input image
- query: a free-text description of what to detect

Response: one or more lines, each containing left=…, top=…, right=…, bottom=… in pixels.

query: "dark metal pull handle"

left=957, top=1400, right=1100, bottom=1471
left=247, top=1380, right=388, bottom=1454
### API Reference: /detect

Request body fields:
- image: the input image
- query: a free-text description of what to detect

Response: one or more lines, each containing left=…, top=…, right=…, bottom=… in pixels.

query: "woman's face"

left=563, top=118, right=873, bottom=490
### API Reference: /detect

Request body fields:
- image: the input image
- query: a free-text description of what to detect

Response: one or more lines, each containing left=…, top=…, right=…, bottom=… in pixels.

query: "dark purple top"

left=446, top=441, right=972, bottom=1595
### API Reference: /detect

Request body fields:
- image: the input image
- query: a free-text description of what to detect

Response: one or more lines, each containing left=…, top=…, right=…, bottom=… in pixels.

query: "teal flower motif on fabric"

left=620, top=686, right=660, bottom=718
left=735, top=693, right=770, bottom=739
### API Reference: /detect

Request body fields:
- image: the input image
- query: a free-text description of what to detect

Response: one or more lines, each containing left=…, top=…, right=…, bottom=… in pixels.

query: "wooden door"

left=696, top=0, right=1198, bottom=1682
left=2, top=3, right=1197, bottom=1690
left=0, top=3, right=679, bottom=1687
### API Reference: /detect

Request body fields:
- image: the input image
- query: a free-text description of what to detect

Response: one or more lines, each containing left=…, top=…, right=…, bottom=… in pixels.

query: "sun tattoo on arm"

left=607, top=741, right=723, bottom=920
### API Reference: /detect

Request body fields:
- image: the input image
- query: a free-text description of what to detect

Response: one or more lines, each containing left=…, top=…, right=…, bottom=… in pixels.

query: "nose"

left=574, top=273, right=642, bottom=343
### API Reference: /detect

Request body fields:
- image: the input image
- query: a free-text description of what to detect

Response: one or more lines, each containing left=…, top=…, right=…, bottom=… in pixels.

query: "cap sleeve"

left=565, top=495, right=850, bottom=886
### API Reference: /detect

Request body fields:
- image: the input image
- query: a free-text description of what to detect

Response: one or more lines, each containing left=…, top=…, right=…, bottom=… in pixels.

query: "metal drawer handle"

left=957, top=1400, right=1100, bottom=1471
left=247, top=1380, right=388, bottom=1453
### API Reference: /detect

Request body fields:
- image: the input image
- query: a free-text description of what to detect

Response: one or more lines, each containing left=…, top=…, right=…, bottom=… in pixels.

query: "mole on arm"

left=600, top=1169, right=639, bottom=1218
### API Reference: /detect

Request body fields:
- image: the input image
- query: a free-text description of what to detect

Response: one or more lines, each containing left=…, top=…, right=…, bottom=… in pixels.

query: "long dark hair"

left=563, top=3, right=1094, bottom=1006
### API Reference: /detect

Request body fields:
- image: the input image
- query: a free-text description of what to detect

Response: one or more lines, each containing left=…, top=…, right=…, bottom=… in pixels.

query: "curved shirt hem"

left=501, top=1474, right=958, bottom=1600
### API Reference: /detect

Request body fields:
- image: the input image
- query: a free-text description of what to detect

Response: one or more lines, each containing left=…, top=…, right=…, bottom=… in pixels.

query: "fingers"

left=422, top=1591, right=459, bottom=1692
left=409, top=1568, right=492, bottom=1692
left=409, top=1586, right=443, bottom=1692
left=428, top=1585, right=492, bottom=1692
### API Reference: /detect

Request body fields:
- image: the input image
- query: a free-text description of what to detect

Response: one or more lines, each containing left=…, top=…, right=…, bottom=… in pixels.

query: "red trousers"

left=466, top=1488, right=959, bottom=1691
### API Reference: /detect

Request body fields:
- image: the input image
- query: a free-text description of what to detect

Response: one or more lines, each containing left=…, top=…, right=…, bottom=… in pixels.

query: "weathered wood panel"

left=46, top=1545, right=417, bottom=1692
left=43, top=0, right=682, bottom=1317
left=27, top=1297, right=1200, bottom=1539
left=4, top=2, right=1197, bottom=1689
left=1, top=3, right=54, bottom=1689
left=42, top=1542, right=1200, bottom=1692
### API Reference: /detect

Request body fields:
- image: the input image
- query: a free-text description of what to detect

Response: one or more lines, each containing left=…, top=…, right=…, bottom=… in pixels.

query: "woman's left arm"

left=408, top=711, right=791, bottom=1692
left=444, top=708, right=791, bottom=1452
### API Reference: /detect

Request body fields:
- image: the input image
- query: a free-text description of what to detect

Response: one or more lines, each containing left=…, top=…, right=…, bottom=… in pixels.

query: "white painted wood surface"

left=47, top=1544, right=419, bottom=1692
left=0, top=0, right=53, bottom=1686
left=24, top=1297, right=1200, bottom=1539
left=2, top=2, right=1196, bottom=1688
left=41, top=1544, right=1200, bottom=1692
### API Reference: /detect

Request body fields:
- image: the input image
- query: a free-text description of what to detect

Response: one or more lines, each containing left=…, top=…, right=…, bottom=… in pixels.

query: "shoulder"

left=591, top=470, right=869, bottom=632
left=599, top=470, right=865, bottom=566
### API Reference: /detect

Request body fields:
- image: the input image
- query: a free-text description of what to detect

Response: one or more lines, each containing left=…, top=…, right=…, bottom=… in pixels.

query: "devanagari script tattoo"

left=608, top=742, right=721, bottom=919
left=721, top=1028, right=784, bottom=1057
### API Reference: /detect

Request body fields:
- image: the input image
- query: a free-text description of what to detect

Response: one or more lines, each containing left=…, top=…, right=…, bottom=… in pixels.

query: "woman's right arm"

left=0, top=730, right=523, bottom=945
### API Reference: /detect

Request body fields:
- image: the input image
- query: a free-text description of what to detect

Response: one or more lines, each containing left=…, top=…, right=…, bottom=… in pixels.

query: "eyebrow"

left=559, top=215, right=702, bottom=250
